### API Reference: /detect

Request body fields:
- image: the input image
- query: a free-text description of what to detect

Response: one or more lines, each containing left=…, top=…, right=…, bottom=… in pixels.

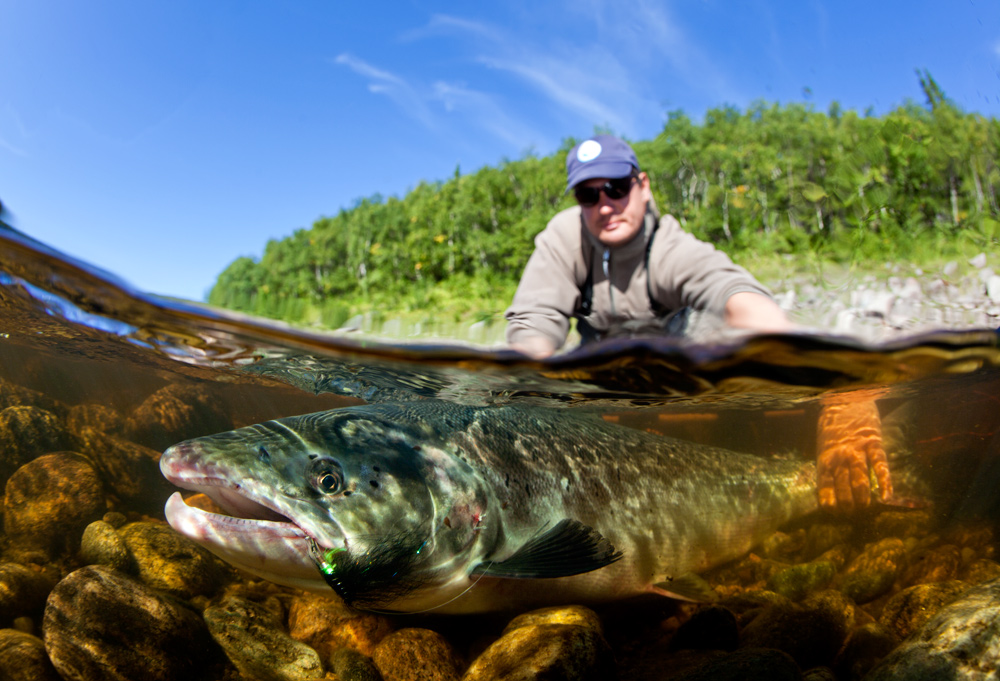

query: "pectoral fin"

left=472, top=519, right=622, bottom=579
left=652, top=572, right=717, bottom=603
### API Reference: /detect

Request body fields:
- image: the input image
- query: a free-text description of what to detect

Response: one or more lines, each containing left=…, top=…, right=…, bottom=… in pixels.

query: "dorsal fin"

left=472, top=519, right=622, bottom=579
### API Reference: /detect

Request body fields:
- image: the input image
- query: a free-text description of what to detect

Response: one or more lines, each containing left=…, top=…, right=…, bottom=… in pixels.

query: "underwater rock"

left=330, top=647, right=384, bottom=681
left=118, top=522, right=227, bottom=600
left=102, top=511, right=127, bottom=529
left=462, top=619, right=615, bottom=681
left=870, top=511, right=932, bottom=541
left=125, top=383, right=232, bottom=452
left=371, top=628, right=462, bottom=681
left=0, top=406, right=72, bottom=481
left=839, top=538, right=907, bottom=603
left=669, top=647, right=801, bottom=681
left=43, top=565, right=222, bottom=681
left=0, top=628, right=61, bottom=681
left=801, top=589, right=867, bottom=630
left=900, top=544, right=962, bottom=585
left=669, top=604, right=739, bottom=652
left=877, top=580, right=970, bottom=641
left=766, top=561, right=837, bottom=602
left=0, top=378, right=60, bottom=414
left=72, top=426, right=172, bottom=512
left=3, top=452, right=105, bottom=556
left=739, top=601, right=848, bottom=670
left=832, top=622, right=898, bottom=681
left=801, top=668, right=835, bottom=681
left=287, top=592, right=394, bottom=659
left=203, top=594, right=324, bottom=681
left=0, top=562, right=58, bottom=625
left=947, top=524, right=995, bottom=556
left=865, top=577, right=1000, bottom=681
left=962, top=557, right=1000, bottom=583
left=759, top=530, right=807, bottom=561
left=716, top=590, right=795, bottom=632
left=79, top=520, right=136, bottom=574
left=802, top=522, right=853, bottom=561
left=502, top=604, right=604, bottom=635
left=65, top=402, right=125, bottom=437
left=618, top=647, right=723, bottom=681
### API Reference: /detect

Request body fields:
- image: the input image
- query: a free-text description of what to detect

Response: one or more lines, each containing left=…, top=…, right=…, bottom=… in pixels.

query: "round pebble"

left=670, top=604, right=739, bottom=652
left=0, top=406, right=71, bottom=480
left=204, top=595, right=324, bottom=681
left=839, top=538, right=907, bottom=603
left=0, top=562, right=58, bottom=624
left=43, top=565, right=223, bottom=681
left=118, top=521, right=227, bottom=599
left=287, top=592, right=393, bottom=659
left=877, top=580, right=970, bottom=641
left=79, top=520, right=136, bottom=573
left=463, top=623, right=614, bottom=681
left=372, top=628, right=462, bottom=681
left=0, top=628, right=61, bottom=681
left=3, top=452, right=105, bottom=556
left=125, top=384, right=232, bottom=451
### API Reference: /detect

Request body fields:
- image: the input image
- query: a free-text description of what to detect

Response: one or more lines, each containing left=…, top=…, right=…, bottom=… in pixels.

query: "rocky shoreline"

left=770, top=253, right=1000, bottom=343
left=345, top=254, right=1000, bottom=348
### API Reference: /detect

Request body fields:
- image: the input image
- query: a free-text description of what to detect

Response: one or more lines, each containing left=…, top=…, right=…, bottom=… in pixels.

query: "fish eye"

left=317, top=471, right=341, bottom=493
left=310, top=459, right=344, bottom=495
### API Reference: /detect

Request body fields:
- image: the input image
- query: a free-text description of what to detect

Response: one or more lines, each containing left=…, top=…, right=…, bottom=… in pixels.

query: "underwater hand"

left=816, top=399, right=892, bottom=512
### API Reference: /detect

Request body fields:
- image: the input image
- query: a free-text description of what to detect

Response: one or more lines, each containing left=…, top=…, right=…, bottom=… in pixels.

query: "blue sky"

left=2, top=1, right=999, bottom=302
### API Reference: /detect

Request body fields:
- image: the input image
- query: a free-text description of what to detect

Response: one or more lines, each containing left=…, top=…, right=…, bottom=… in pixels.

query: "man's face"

left=576, top=172, right=651, bottom=248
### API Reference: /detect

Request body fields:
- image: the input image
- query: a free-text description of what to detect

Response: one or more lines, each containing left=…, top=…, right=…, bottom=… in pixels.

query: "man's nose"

left=597, top=192, right=617, bottom=212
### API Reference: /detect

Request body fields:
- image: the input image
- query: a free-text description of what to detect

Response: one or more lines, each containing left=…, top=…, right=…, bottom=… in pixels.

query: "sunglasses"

left=573, top=176, right=637, bottom=207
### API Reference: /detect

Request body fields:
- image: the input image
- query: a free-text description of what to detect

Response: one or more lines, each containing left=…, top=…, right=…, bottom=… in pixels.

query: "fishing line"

left=378, top=560, right=496, bottom=615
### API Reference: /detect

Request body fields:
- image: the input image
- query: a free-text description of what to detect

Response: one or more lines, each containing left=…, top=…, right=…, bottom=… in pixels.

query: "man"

left=505, top=134, right=791, bottom=359
left=504, top=135, right=890, bottom=513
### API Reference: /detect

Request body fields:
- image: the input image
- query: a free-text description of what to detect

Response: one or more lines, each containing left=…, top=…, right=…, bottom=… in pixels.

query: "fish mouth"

left=160, top=444, right=339, bottom=591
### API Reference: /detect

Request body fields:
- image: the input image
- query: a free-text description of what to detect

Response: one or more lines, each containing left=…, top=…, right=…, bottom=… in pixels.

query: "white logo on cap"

left=577, top=140, right=602, bottom=163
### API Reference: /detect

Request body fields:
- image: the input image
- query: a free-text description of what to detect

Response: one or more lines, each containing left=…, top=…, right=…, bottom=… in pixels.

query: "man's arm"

left=509, top=335, right=558, bottom=359
left=724, top=291, right=794, bottom=332
left=505, top=209, right=587, bottom=357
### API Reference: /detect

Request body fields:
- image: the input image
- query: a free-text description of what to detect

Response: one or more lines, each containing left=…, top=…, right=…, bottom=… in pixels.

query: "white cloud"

left=0, top=136, right=27, bottom=157
left=430, top=81, right=539, bottom=148
left=0, top=106, right=29, bottom=157
left=624, top=1, right=738, bottom=101
left=336, top=4, right=741, bottom=147
left=402, top=14, right=502, bottom=43
left=334, top=52, right=543, bottom=149
left=478, top=56, right=632, bottom=134
left=333, top=53, right=436, bottom=130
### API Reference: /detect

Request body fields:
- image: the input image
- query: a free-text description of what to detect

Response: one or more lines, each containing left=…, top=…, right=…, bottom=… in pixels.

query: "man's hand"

left=816, top=399, right=892, bottom=512
left=724, top=292, right=794, bottom=333
left=510, top=335, right=556, bottom=359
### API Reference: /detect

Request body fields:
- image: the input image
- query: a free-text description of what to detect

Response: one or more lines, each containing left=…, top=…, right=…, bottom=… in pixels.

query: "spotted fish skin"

left=161, top=400, right=817, bottom=613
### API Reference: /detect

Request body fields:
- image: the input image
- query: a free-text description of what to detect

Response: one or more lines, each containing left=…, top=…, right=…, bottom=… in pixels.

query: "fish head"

left=160, top=406, right=495, bottom=610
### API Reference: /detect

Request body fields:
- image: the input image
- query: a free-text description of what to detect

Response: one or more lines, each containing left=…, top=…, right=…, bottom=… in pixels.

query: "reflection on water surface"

left=0, top=223, right=999, bottom=680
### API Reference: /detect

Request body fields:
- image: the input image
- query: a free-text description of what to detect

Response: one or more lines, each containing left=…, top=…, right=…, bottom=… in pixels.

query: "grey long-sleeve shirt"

left=504, top=204, right=772, bottom=350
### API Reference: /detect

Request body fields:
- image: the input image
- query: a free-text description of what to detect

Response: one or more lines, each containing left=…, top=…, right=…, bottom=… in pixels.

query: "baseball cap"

left=565, top=135, right=639, bottom=191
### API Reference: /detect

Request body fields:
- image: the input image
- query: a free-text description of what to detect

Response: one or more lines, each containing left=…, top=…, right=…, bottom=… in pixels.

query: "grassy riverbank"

left=299, top=240, right=998, bottom=347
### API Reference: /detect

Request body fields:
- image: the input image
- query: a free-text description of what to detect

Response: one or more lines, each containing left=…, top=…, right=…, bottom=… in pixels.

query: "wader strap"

left=574, top=215, right=667, bottom=343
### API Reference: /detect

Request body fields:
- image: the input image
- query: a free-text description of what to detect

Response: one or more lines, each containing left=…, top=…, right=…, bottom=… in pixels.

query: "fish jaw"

left=163, top=492, right=329, bottom=591
left=160, top=443, right=339, bottom=592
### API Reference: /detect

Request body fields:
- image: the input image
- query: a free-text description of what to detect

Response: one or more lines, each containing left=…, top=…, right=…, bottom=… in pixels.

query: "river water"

left=1, top=220, right=999, bottom=679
